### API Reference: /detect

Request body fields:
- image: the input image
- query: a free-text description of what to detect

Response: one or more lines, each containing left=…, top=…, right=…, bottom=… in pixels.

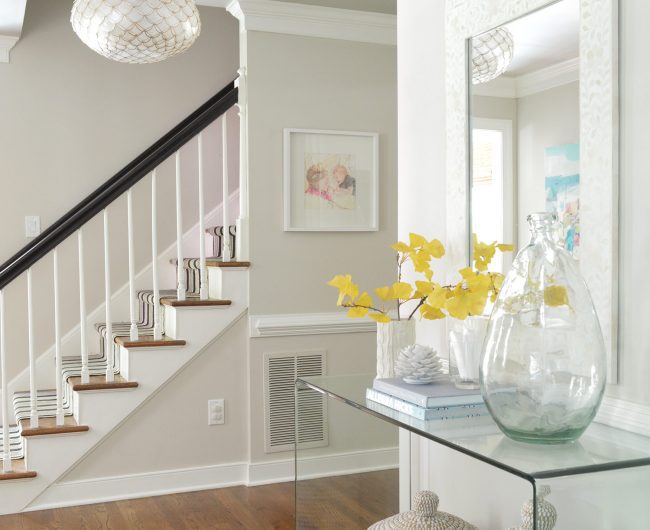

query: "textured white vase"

left=376, top=320, right=416, bottom=379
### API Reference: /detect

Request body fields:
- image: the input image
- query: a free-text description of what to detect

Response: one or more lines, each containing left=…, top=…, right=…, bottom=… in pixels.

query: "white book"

left=366, top=388, right=487, bottom=421
left=372, top=377, right=484, bottom=408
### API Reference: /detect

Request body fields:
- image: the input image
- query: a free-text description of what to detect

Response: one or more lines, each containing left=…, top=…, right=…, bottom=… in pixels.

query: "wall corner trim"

left=250, top=311, right=377, bottom=337
left=0, top=35, right=19, bottom=63
left=594, top=396, right=650, bottom=438
left=224, top=0, right=396, bottom=45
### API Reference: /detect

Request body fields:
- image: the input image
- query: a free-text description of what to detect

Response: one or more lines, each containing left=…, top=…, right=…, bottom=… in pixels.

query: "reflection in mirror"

left=470, top=0, right=580, bottom=270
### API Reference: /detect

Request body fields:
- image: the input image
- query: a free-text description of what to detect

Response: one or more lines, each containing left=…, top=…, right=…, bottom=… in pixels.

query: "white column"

left=0, top=291, right=12, bottom=472
left=103, top=209, right=114, bottom=382
left=198, top=133, right=208, bottom=300
left=78, top=229, right=89, bottom=384
left=222, top=113, right=231, bottom=262
left=235, top=67, right=249, bottom=261
left=127, top=189, right=138, bottom=341
left=53, top=249, right=64, bottom=426
left=175, top=151, right=186, bottom=301
left=151, top=170, right=162, bottom=340
left=27, top=268, right=38, bottom=429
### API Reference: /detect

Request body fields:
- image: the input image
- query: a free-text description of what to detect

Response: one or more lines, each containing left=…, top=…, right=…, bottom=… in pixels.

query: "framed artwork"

left=283, top=128, right=379, bottom=231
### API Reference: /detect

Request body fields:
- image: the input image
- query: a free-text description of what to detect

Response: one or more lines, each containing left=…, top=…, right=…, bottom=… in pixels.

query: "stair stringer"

left=3, top=189, right=240, bottom=397
left=0, top=269, right=248, bottom=515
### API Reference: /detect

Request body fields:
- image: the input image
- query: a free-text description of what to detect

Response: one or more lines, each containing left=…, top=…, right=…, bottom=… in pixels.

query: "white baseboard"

left=248, top=446, right=399, bottom=486
left=595, top=396, right=650, bottom=438
left=27, top=447, right=398, bottom=511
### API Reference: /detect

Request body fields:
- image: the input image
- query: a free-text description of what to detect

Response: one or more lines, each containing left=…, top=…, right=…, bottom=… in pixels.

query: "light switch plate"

left=25, top=216, right=41, bottom=237
left=208, top=399, right=225, bottom=425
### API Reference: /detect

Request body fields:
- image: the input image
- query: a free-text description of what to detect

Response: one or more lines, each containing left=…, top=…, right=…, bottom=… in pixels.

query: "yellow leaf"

left=426, top=285, right=447, bottom=309
left=544, top=285, right=569, bottom=307
left=347, top=306, right=369, bottom=318
left=466, top=290, right=488, bottom=316
left=409, top=233, right=427, bottom=248
left=497, top=243, right=514, bottom=252
left=327, top=274, right=358, bottom=306
left=424, top=269, right=433, bottom=281
left=391, top=282, right=412, bottom=300
left=423, top=239, right=445, bottom=259
left=391, top=242, right=411, bottom=253
left=420, top=304, right=445, bottom=320
left=355, top=292, right=373, bottom=308
left=369, top=313, right=391, bottom=323
left=459, top=267, right=475, bottom=281
left=415, top=281, right=434, bottom=296
left=445, top=295, right=469, bottom=320
left=411, top=251, right=432, bottom=274
left=375, top=286, right=393, bottom=301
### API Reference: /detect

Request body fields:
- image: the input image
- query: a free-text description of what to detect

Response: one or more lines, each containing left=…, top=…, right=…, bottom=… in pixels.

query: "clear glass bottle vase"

left=480, top=213, right=606, bottom=444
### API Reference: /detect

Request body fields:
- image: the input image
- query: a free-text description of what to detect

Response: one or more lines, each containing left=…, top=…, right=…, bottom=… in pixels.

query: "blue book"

left=366, top=388, right=487, bottom=421
left=373, top=377, right=484, bottom=408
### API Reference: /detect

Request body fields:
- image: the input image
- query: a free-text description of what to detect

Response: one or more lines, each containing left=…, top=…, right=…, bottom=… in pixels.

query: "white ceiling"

left=501, top=0, right=579, bottom=76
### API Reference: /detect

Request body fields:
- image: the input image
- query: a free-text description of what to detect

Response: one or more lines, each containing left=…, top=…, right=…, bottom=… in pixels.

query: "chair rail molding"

left=250, top=312, right=377, bottom=338
left=226, top=0, right=396, bottom=46
left=595, top=397, right=650, bottom=438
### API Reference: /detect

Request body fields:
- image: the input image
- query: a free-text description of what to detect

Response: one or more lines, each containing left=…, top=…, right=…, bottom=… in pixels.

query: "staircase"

left=0, top=79, right=249, bottom=514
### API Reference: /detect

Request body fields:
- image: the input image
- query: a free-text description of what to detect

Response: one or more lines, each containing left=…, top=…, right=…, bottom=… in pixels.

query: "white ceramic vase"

left=376, top=320, right=416, bottom=379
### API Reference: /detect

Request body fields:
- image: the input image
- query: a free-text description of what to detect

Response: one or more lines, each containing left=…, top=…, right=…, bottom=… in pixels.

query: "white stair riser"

left=119, top=345, right=187, bottom=383
left=208, top=268, right=248, bottom=301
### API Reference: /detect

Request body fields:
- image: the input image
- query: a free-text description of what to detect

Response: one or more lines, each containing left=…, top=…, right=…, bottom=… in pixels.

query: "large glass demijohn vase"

left=480, top=213, right=606, bottom=444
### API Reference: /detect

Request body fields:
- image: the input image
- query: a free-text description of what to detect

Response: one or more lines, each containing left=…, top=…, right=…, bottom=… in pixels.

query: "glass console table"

left=295, top=374, right=650, bottom=529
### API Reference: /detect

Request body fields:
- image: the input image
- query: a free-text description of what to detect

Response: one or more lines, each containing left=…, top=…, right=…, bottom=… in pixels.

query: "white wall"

left=517, top=82, right=579, bottom=247
left=398, top=0, right=649, bottom=527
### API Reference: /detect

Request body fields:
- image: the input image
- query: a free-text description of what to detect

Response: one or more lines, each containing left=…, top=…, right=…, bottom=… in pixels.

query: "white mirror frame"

left=445, top=0, right=619, bottom=382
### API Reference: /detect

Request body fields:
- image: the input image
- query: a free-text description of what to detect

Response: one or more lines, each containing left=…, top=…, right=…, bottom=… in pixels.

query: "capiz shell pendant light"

left=472, top=27, right=514, bottom=84
left=71, top=0, right=201, bottom=64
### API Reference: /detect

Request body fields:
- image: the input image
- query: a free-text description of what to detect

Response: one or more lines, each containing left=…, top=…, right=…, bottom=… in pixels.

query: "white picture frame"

left=283, top=128, right=379, bottom=231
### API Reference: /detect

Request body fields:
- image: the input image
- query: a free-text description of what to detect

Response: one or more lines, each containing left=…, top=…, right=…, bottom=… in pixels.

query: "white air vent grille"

left=264, top=350, right=328, bottom=453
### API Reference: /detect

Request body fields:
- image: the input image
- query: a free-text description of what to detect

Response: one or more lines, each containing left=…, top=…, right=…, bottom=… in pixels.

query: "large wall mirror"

left=445, top=0, right=619, bottom=381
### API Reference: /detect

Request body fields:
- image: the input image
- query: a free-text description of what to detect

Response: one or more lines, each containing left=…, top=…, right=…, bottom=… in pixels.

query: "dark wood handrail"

left=0, top=81, right=238, bottom=290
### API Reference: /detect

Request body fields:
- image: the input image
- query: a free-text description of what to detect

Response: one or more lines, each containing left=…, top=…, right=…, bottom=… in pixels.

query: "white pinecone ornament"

left=395, top=344, right=442, bottom=384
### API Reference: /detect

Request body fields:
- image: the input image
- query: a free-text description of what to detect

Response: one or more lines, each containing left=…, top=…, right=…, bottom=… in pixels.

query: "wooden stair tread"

left=205, top=259, right=250, bottom=268
left=69, top=375, right=138, bottom=391
left=0, top=459, right=37, bottom=480
left=115, top=335, right=186, bottom=348
left=160, top=298, right=232, bottom=307
left=20, top=416, right=89, bottom=437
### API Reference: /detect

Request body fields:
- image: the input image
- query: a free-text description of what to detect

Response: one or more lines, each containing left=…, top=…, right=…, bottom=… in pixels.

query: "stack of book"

left=366, top=377, right=488, bottom=421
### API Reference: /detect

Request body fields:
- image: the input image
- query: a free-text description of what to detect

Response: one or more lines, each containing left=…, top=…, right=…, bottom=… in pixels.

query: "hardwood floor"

left=0, top=469, right=398, bottom=529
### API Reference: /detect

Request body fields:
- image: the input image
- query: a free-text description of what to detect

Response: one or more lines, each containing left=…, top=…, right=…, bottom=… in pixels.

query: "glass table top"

left=298, top=374, right=650, bottom=483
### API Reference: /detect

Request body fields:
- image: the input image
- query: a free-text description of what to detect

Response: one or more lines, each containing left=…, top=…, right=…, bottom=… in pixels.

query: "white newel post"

left=104, top=209, right=114, bottom=382
left=53, top=249, right=64, bottom=425
left=198, top=133, right=208, bottom=300
left=78, top=229, right=89, bottom=384
left=235, top=67, right=249, bottom=261
left=175, top=151, right=186, bottom=301
left=127, top=189, right=138, bottom=341
left=27, top=268, right=38, bottom=429
left=151, top=170, right=162, bottom=340
left=0, top=291, right=12, bottom=471
left=221, top=113, right=231, bottom=262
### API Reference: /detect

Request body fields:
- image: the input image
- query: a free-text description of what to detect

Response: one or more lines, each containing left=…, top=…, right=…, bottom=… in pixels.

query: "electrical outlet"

left=25, top=216, right=41, bottom=237
left=208, top=399, right=225, bottom=425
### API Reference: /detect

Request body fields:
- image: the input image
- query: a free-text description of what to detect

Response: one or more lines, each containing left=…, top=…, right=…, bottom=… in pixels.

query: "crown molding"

left=0, top=35, right=18, bottom=63
left=473, top=57, right=579, bottom=99
left=226, top=0, right=396, bottom=46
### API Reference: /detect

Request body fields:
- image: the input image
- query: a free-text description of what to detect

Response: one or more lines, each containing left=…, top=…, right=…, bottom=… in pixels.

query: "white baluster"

left=222, top=113, right=231, bottom=262
left=127, top=189, right=138, bottom=341
left=78, top=229, right=89, bottom=384
left=151, top=170, right=162, bottom=340
left=27, top=268, right=38, bottom=429
left=0, top=291, right=12, bottom=472
left=198, top=133, right=208, bottom=300
left=175, top=151, right=186, bottom=301
left=53, top=249, right=64, bottom=426
left=103, top=209, right=114, bottom=382
left=235, top=67, right=249, bottom=261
